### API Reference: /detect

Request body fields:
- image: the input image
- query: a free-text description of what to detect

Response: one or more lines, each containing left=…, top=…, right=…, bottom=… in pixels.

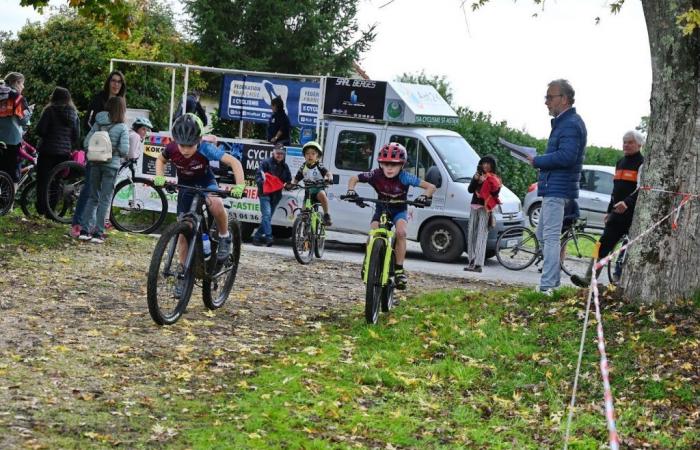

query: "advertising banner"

left=219, top=75, right=320, bottom=127
left=323, top=77, right=387, bottom=120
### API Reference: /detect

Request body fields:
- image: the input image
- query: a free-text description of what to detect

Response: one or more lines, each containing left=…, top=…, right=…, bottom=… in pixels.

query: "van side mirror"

left=425, top=166, right=442, bottom=188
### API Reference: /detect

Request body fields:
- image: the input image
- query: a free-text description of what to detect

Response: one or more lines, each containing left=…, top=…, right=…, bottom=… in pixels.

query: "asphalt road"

left=244, top=230, right=578, bottom=288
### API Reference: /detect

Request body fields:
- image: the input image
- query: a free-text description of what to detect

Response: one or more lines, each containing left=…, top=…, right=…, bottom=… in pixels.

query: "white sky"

left=4, top=0, right=651, bottom=148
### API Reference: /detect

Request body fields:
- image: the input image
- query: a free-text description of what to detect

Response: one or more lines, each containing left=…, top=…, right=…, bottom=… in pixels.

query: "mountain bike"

left=146, top=184, right=242, bottom=326
left=340, top=195, right=428, bottom=324
left=110, top=158, right=168, bottom=233
left=16, top=161, right=38, bottom=217
left=496, top=218, right=597, bottom=278
left=286, top=179, right=331, bottom=264
left=44, top=157, right=86, bottom=223
left=0, top=142, right=14, bottom=215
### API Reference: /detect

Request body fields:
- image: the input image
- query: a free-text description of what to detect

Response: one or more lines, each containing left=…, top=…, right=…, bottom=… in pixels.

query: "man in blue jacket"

left=528, top=79, right=587, bottom=294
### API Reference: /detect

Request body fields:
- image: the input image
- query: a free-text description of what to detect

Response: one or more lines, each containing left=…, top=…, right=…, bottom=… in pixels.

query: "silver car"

left=522, top=164, right=615, bottom=230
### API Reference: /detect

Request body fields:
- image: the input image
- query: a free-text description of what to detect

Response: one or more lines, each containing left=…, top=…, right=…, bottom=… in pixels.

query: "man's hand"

left=604, top=213, right=609, bottom=223
left=526, top=154, right=535, bottom=166
left=153, top=175, right=166, bottom=187
left=284, top=182, right=294, bottom=190
left=613, top=201, right=628, bottom=214
left=230, top=183, right=245, bottom=198
left=344, top=189, right=358, bottom=199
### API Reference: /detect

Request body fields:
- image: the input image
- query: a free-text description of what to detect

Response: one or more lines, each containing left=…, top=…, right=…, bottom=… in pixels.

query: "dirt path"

left=0, top=234, right=499, bottom=447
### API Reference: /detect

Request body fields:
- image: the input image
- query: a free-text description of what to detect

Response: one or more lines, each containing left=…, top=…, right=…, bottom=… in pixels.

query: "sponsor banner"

left=323, top=77, right=387, bottom=120
left=219, top=75, right=320, bottom=127
left=414, top=115, right=459, bottom=125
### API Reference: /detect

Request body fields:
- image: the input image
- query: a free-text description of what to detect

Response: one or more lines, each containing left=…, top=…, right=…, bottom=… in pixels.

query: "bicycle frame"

left=363, top=222, right=395, bottom=286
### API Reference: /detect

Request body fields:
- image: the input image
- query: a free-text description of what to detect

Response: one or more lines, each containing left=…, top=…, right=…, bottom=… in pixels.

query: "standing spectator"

left=174, top=91, right=208, bottom=127
left=267, top=96, right=291, bottom=146
left=527, top=79, right=587, bottom=295
left=35, top=87, right=80, bottom=216
left=78, top=97, right=129, bottom=243
left=128, top=117, right=154, bottom=160
left=0, top=72, right=31, bottom=181
left=464, top=155, right=501, bottom=273
left=253, top=144, right=291, bottom=246
left=71, top=71, right=127, bottom=237
left=85, top=71, right=126, bottom=132
left=571, top=130, right=645, bottom=287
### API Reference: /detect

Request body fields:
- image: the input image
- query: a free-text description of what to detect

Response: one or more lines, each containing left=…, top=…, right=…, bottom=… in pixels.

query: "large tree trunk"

left=622, top=0, right=700, bottom=303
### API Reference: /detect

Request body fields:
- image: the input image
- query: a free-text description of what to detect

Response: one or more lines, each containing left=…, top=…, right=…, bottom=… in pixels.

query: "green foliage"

left=397, top=70, right=455, bottom=106
left=185, top=0, right=375, bottom=75
left=0, top=3, right=186, bottom=135
left=20, top=0, right=135, bottom=35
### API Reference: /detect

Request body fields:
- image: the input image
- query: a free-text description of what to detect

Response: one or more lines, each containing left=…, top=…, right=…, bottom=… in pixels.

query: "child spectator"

left=128, top=117, right=154, bottom=160
left=465, top=155, right=501, bottom=273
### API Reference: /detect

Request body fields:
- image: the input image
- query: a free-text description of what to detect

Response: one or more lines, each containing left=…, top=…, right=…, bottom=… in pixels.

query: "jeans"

left=535, top=196, right=566, bottom=290
left=72, top=164, right=91, bottom=226
left=80, top=163, right=118, bottom=235
left=254, top=192, right=282, bottom=240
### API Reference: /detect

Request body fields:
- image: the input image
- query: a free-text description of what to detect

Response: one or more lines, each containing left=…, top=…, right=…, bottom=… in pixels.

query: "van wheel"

left=240, top=222, right=256, bottom=242
left=420, top=218, right=464, bottom=262
left=528, top=202, right=541, bottom=227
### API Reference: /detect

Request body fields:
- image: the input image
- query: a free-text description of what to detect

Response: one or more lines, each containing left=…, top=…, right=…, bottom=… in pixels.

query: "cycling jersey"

left=162, top=141, right=225, bottom=182
left=357, top=168, right=421, bottom=201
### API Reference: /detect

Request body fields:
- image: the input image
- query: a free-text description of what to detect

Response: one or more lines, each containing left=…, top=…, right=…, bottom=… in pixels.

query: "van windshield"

left=427, top=136, right=481, bottom=182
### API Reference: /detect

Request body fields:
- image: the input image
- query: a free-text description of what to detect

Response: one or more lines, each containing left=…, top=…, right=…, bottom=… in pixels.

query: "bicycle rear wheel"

left=292, top=214, right=313, bottom=264
left=0, top=171, right=14, bottom=216
left=110, top=177, right=168, bottom=234
left=19, top=179, right=39, bottom=218
left=45, top=161, right=85, bottom=223
left=202, top=217, right=242, bottom=310
left=314, top=217, right=326, bottom=259
left=147, top=222, right=195, bottom=325
left=560, top=233, right=597, bottom=277
left=365, top=239, right=385, bottom=324
left=496, top=226, right=539, bottom=270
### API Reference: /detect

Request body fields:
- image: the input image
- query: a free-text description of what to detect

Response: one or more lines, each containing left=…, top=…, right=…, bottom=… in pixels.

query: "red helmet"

left=377, top=142, right=407, bottom=164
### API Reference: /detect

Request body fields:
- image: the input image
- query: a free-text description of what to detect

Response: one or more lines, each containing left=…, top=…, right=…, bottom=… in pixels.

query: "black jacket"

left=608, top=152, right=644, bottom=216
left=35, top=105, right=80, bottom=156
left=85, top=91, right=109, bottom=132
left=174, top=94, right=208, bottom=126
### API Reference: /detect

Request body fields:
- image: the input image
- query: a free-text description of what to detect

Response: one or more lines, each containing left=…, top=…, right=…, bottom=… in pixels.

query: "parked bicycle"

left=110, top=158, right=168, bottom=234
left=146, top=184, right=242, bottom=326
left=0, top=142, right=16, bottom=216
left=43, top=157, right=86, bottom=223
left=286, top=179, right=331, bottom=264
left=340, top=195, right=428, bottom=324
left=15, top=159, right=38, bottom=217
left=496, top=218, right=597, bottom=279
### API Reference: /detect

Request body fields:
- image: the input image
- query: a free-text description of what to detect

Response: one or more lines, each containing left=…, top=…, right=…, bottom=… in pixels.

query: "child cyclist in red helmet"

left=346, top=142, right=436, bottom=289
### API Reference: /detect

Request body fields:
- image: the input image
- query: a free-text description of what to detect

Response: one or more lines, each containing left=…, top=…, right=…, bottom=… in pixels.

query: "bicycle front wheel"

left=381, top=250, right=395, bottom=313
left=496, top=226, right=540, bottom=270
left=0, top=171, right=15, bottom=216
left=111, top=177, right=168, bottom=234
left=19, top=180, right=38, bottom=218
left=45, top=161, right=85, bottom=223
left=202, top=217, right=242, bottom=310
left=365, top=238, right=386, bottom=324
left=314, top=217, right=326, bottom=259
left=146, top=222, right=195, bottom=325
left=560, top=233, right=597, bottom=277
left=292, top=214, right=313, bottom=264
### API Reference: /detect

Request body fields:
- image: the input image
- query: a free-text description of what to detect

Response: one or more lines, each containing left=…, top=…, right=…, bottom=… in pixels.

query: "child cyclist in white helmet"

left=346, top=142, right=436, bottom=289
left=153, top=113, right=245, bottom=264
left=288, top=140, right=333, bottom=225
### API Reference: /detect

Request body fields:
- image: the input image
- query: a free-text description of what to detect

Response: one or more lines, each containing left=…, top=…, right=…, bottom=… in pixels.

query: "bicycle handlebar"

left=163, top=182, right=242, bottom=198
left=339, top=195, right=429, bottom=208
left=285, top=180, right=333, bottom=191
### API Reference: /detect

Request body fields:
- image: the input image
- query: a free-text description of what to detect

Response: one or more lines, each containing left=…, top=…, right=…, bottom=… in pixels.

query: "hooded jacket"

left=36, top=105, right=80, bottom=156
left=0, top=84, right=31, bottom=145
left=84, top=111, right=129, bottom=169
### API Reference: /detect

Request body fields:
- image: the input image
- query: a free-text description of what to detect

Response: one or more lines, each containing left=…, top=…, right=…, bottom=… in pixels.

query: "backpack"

left=87, top=124, right=114, bottom=163
left=0, top=86, right=26, bottom=119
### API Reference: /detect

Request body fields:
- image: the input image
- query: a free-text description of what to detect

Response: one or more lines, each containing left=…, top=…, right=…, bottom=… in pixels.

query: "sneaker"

left=264, top=237, right=274, bottom=247
left=90, top=233, right=105, bottom=244
left=570, top=274, right=590, bottom=288
left=464, top=265, right=482, bottom=273
left=70, top=224, right=81, bottom=238
left=104, top=220, right=113, bottom=231
left=252, top=236, right=264, bottom=247
left=217, top=234, right=232, bottom=262
left=78, top=230, right=92, bottom=241
left=463, top=264, right=474, bottom=271
left=539, top=288, right=554, bottom=297
left=395, top=269, right=408, bottom=290
left=323, top=213, right=332, bottom=226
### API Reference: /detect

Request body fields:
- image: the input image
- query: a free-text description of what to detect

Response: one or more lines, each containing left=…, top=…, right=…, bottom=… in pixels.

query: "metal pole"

left=182, top=66, right=189, bottom=117
left=109, top=60, right=114, bottom=73
left=169, top=67, right=176, bottom=130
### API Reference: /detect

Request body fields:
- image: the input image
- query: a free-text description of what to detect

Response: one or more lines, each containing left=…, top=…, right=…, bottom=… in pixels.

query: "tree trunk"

left=622, top=0, right=700, bottom=303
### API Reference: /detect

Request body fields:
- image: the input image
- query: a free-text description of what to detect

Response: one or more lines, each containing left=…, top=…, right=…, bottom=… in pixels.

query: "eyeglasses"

left=544, top=94, right=563, bottom=101
left=110, top=78, right=123, bottom=84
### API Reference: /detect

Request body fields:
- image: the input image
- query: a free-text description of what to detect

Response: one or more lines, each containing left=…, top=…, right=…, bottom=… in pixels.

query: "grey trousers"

left=467, top=207, right=490, bottom=267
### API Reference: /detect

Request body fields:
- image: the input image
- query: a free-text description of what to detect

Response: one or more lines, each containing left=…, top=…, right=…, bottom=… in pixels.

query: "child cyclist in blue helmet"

left=345, top=142, right=436, bottom=289
left=153, top=113, right=245, bottom=263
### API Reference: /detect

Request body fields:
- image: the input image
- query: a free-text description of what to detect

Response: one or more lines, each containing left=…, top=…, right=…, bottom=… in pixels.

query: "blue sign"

left=219, top=75, right=320, bottom=127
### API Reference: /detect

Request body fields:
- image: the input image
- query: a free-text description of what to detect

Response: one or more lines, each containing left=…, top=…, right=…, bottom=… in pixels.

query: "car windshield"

left=427, top=135, right=481, bottom=181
